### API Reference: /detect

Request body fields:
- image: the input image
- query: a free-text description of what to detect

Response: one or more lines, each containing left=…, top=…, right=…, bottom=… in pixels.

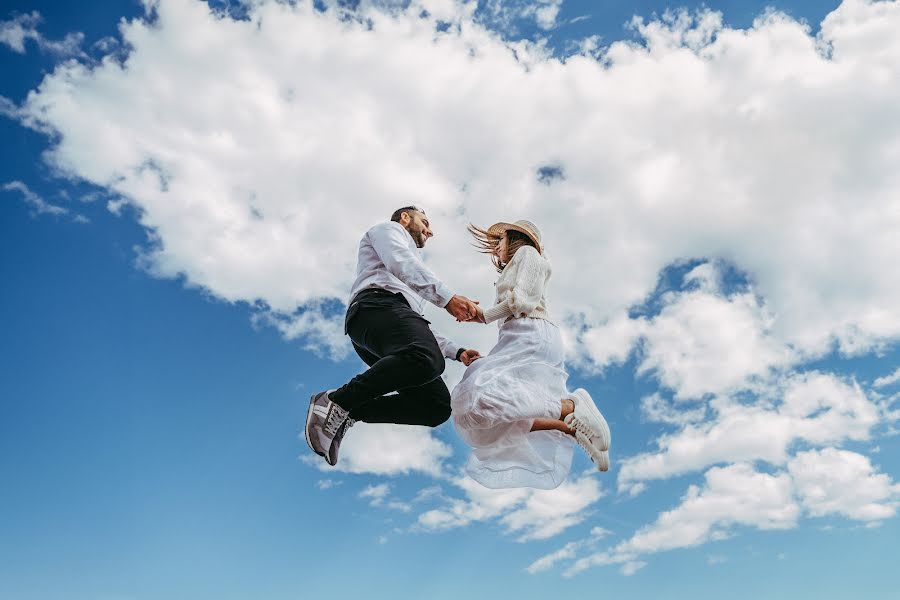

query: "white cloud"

left=525, top=525, right=611, bottom=574
left=481, top=0, right=564, bottom=33
left=620, top=560, right=647, bottom=576
left=564, top=446, right=899, bottom=576
left=873, top=367, right=900, bottom=388
left=417, top=471, right=603, bottom=541
left=500, top=474, right=604, bottom=541
left=6, top=0, right=900, bottom=520
left=305, top=422, right=453, bottom=477
left=0, top=11, right=84, bottom=56
left=359, top=483, right=391, bottom=502
left=569, top=463, right=799, bottom=576
left=637, top=288, right=795, bottom=400
left=525, top=540, right=581, bottom=574
left=788, top=448, right=900, bottom=521
left=3, top=180, right=70, bottom=217
left=358, top=482, right=414, bottom=512
left=619, top=371, right=880, bottom=493
left=9, top=0, right=898, bottom=375
left=640, top=393, right=707, bottom=426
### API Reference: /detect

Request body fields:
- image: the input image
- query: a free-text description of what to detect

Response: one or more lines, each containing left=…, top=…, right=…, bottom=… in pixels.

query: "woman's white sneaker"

left=574, top=430, right=609, bottom=472
left=563, top=388, right=610, bottom=451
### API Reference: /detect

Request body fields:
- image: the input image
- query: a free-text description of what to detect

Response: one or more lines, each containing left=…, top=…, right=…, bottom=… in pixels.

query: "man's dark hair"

left=391, top=205, right=424, bottom=222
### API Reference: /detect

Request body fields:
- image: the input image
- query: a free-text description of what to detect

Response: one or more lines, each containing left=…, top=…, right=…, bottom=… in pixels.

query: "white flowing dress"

left=450, top=248, right=574, bottom=490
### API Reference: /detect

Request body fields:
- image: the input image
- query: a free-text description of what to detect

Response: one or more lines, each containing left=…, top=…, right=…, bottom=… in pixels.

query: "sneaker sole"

left=565, top=388, right=610, bottom=451
left=304, top=392, right=326, bottom=458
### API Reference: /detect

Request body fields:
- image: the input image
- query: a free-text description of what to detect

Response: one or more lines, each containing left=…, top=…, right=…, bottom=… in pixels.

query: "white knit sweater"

left=482, top=245, right=552, bottom=324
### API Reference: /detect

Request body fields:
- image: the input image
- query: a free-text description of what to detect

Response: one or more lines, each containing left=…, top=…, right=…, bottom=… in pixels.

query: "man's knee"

left=406, top=343, right=445, bottom=382
left=422, top=397, right=452, bottom=428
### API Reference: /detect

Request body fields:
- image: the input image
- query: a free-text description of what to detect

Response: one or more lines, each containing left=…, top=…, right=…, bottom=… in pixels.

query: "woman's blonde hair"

left=467, top=224, right=537, bottom=273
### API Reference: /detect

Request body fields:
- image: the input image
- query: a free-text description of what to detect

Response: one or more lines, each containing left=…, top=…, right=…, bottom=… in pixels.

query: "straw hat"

left=487, top=219, right=544, bottom=254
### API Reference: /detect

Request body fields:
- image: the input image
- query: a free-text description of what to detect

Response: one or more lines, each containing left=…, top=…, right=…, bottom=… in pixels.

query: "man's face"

left=403, top=210, right=433, bottom=248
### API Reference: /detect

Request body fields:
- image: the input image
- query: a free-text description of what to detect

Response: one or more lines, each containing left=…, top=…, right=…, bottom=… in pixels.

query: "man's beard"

left=407, top=225, right=426, bottom=248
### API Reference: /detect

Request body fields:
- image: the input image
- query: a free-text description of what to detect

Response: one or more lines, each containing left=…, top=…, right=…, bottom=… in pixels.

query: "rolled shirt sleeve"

left=369, top=222, right=455, bottom=308
left=431, top=327, right=461, bottom=360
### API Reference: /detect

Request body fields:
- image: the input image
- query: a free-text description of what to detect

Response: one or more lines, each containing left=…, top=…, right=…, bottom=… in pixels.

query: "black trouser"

left=329, top=289, right=451, bottom=428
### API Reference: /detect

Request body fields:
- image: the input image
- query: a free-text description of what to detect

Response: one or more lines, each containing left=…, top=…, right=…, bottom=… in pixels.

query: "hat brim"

left=487, top=222, right=544, bottom=254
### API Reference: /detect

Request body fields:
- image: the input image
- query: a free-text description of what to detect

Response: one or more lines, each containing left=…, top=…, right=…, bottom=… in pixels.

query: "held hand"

left=459, top=349, right=482, bottom=366
left=473, top=306, right=486, bottom=324
left=446, top=294, right=479, bottom=322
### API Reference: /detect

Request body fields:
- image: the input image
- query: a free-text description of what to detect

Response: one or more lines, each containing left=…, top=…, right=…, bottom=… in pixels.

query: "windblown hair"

left=467, top=224, right=536, bottom=273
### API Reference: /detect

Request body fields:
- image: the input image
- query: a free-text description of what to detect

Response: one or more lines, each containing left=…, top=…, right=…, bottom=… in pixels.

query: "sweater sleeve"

left=482, top=246, right=547, bottom=323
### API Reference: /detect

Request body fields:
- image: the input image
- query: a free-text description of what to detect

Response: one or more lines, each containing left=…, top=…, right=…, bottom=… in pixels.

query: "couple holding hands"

left=305, top=206, right=611, bottom=490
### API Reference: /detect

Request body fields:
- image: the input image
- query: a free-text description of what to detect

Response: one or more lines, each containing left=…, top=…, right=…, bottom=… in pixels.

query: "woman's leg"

left=530, top=398, right=575, bottom=433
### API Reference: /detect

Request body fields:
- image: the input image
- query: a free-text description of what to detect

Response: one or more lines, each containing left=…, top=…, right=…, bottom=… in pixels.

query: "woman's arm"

left=481, top=246, right=548, bottom=323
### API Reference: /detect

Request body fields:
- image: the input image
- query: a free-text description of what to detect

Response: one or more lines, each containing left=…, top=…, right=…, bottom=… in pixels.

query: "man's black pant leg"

left=329, top=297, right=451, bottom=427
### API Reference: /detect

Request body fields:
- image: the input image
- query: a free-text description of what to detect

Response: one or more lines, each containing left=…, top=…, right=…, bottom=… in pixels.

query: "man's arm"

left=369, top=222, right=479, bottom=320
left=431, top=327, right=461, bottom=361
left=368, top=222, right=454, bottom=308
left=432, top=328, right=481, bottom=365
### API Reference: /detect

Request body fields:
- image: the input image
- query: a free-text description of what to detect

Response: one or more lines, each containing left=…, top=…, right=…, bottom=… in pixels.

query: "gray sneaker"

left=305, top=390, right=350, bottom=465
left=327, top=416, right=356, bottom=466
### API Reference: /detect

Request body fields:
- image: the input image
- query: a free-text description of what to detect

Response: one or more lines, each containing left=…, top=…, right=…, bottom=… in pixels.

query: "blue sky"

left=2, top=1, right=899, bottom=599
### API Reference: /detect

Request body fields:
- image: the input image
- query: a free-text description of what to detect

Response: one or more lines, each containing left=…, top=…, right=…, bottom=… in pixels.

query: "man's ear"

left=399, top=211, right=411, bottom=226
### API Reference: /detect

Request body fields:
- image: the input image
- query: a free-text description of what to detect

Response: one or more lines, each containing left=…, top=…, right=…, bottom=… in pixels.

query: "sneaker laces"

left=574, top=430, right=600, bottom=463
left=323, top=402, right=350, bottom=437
left=567, top=413, right=591, bottom=436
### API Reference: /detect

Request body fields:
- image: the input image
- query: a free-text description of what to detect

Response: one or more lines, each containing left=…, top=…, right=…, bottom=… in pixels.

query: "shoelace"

left=568, top=401, right=609, bottom=449
left=574, top=431, right=599, bottom=462
left=323, top=403, right=350, bottom=437
left=568, top=414, right=591, bottom=436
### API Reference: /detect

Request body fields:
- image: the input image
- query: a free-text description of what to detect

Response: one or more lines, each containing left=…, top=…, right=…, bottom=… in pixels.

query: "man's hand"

left=472, top=306, right=486, bottom=324
left=459, top=349, right=482, bottom=366
left=446, top=294, right=479, bottom=322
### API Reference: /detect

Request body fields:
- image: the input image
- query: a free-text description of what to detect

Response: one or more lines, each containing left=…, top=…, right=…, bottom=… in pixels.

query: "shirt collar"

left=391, top=220, right=418, bottom=249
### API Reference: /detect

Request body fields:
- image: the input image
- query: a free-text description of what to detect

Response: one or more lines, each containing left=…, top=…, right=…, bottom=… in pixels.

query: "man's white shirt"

left=348, top=221, right=461, bottom=359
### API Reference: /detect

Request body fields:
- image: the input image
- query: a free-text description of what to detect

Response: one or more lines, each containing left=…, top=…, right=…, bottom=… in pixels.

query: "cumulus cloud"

left=567, top=463, right=799, bottom=576
left=525, top=526, right=610, bottom=574
left=8, top=0, right=898, bottom=371
left=304, top=422, right=453, bottom=477
left=479, top=0, right=564, bottom=33
left=873, top=367, right=900, bottom=389
left=640, top=393, right=707, bottom=426
left=639, top=286, right=794, bottom=399
left=359, top=482, right=414, bottom=511
left=0, top=11, right=84, bottom=56
left=560, top=447, right=900, bottom=576
left=417, top=471, right=603, bottom=541
left=788, top=448, right=900, bottom=521
left=3, top=180, right=70, bottom=217
left=5, top=0, right=900, bottom=562
left=619, top=371, right=880, bottom=493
